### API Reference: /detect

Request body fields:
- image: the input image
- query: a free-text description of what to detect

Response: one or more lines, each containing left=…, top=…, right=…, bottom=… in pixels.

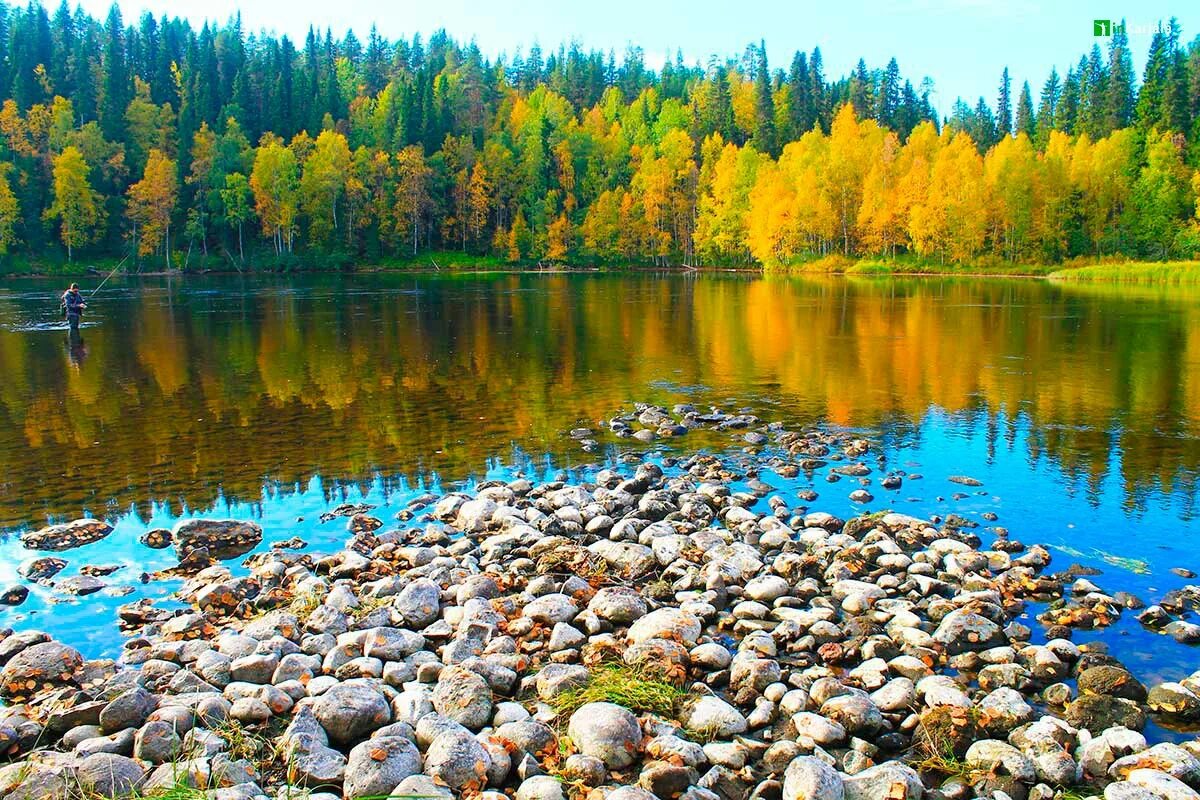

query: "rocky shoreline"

left=2, top=405, right=1200, bottom=800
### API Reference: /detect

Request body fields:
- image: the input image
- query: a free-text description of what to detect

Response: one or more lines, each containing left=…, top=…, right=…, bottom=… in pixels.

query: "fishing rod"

left=89, top=254, right=130, bottom=298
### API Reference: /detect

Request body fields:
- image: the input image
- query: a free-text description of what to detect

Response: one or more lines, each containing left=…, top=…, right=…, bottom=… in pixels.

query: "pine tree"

left=876, top=58, right=901, bottom=129
left=849, top=58, right=871, bottom=120
left=996, top=67, right=1012, bottom=137
left=1137, top=25, right=1169, bottom=131
left=751, top=42, right=777, bottom=156
left=1015, top=81, right=1035, bottom=139
left=100, top=5, right=131, bottom=142
left=787, top=52, right=812, bottom=138
left=1105, top=21, right=1135, bottom=131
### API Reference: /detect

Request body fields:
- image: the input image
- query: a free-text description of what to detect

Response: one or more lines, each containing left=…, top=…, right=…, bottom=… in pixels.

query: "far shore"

left=2, top=257, right=1199, bottom=284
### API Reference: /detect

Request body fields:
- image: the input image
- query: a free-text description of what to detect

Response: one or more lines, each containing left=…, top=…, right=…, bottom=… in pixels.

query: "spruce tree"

left=995, top=67, right=1011, bottom=137
left=752, top=42, right=777, bottom=155
left=1105, top=22, right=1135, bottom=131
left=1015, top=81, right=1035, bottom=138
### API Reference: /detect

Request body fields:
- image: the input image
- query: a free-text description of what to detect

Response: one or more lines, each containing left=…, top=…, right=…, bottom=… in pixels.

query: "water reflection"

left=0, top=274, right=1198, bottom=530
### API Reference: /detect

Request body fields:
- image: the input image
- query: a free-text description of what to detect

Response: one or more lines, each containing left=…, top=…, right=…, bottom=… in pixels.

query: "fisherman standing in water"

left=62, top=283, right=86, bottom=329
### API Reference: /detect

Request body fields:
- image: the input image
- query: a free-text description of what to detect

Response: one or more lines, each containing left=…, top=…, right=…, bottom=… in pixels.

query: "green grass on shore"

left=1047, top=260, right=1200, bottom=284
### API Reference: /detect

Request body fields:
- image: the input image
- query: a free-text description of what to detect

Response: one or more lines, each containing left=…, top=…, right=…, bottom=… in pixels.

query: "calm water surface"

left=1, top=273, right=1199, bottom=722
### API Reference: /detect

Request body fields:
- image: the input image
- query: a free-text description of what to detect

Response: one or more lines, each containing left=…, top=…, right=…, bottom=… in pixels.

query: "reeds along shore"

left=1, top=403, right=1199, bottom=800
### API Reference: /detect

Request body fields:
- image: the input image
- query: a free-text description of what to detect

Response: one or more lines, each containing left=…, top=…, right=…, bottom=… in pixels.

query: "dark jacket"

left=63, top=290, right=85, bottom=316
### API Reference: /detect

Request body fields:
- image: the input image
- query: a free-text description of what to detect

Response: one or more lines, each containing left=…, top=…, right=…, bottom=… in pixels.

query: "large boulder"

left=0, top=641, right=83, bottom=700
left=21, top=519, right=113, bottom=552
left=172, top=519, right=262, bottom=561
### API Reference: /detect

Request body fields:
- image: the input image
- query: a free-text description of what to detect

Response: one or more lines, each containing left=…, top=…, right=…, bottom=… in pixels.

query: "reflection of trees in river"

left=0, top=275, right=1197, bottom=528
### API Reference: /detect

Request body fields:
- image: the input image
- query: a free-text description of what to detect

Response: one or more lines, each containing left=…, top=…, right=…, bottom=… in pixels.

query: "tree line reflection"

left=0, top=274, right=1197, bottom=529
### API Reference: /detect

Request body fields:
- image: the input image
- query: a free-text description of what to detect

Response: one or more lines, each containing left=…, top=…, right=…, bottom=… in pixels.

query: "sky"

left=69, top=0, right=1196, bottom=117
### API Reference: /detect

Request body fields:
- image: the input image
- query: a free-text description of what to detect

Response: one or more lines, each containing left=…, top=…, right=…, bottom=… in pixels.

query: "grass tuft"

left=549, top=661, right=686, bottom=719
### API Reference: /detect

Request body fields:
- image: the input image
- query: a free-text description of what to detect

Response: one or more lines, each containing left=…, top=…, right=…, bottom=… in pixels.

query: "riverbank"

left=5, top=253, right=1200, bottom=283
left=1, top=403, right=1199, bottom=800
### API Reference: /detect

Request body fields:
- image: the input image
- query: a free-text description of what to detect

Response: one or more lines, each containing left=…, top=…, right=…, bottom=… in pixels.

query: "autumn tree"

left=45, top=146, right=104, bottom=260
left=0, top=164, right=19, bottom=255
left=251, top=136, right=300, bottom=254
left=300, top=130, right=352, bottom=246
left=127, top=148, right=179, bottom=267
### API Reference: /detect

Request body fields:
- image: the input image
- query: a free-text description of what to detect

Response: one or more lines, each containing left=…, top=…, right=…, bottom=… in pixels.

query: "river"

left=0, top=273, right=1198, bottom=706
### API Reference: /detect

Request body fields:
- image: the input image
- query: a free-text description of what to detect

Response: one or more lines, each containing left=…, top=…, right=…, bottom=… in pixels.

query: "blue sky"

left=74, top=0, right=1194, bottom=117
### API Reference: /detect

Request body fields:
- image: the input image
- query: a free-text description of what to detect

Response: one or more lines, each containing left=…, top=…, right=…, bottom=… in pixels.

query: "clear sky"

left=71, top=0, right=1194, bottom=117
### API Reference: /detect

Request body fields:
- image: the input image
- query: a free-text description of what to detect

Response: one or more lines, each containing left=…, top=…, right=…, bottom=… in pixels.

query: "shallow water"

left=0, top=273, right=1198, bottom=728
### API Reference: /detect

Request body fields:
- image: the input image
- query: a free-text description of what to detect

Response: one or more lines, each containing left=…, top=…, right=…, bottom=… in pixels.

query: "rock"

left=432, top=666, right=494, bottom=730
left=21, top=519, right=113, bottom=551
left=1079, top=666, right=1148, bottom=701
left=140, top=529, right=173, bottom=549
left=424, top=730, right=491, bottom=790
left=681, top=696, right=748, bottom=739
left=965, top=740, right=1037, bottom=783
left=393, top=775, right=452, bottom=800
left=394, top=579, right=441, bottom=628
left=1104, top=783, right=1162, bottom=800
left=0, top=586, right=28, bottom=606
left=1110, top=743, right=1200, bottom=785
left=842, top=762, right=924, bottom=800
left=792, top=712, right=847, bottom=746
left=134, top=720, right=182, bottom=764
left=1149, top=683, right=1200, bottom=720
left=588, top=587, right=648, bottom=623
left=100, top=687, right=157, bottom=732
left=523, top=593, right=579, bottom=625
left=568, top=702, right=643, bottom=769
left=629, top=608, right=702, bottom=647
left=285, top=734, right=347, bottom=786
left=535, top=664, right=589, bottom=701
left=0, top=640, right=82, bottom=699
left=18, top=557, right=67, bottom=581
left=948, top=476, right=983, bottom=487
left=56, top=575, right=105, bottom=595
left=517, top=775, right=566, bottom=800
left=820, top=694, right=883, bottom=736
left=1126, top=770, right=1200, bottom=800
left=76, top=753, right=146, bottom=798
left=783, top=756, right=845, bottom=800
left=313, top=680, right=391, bottom=745
left=932, top=610, right=1004, bottom=654
left=343, top=736, right=422, bottom=799
left=978, top=688, right=1035, bottom=733
left=1067, top=694, right=1147, bottom=732
left=172, top=519, right=263, bottom=560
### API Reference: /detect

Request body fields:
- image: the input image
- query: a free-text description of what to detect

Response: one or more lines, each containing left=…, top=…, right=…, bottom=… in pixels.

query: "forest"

left=0, top=4, right=1197, bottom=271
